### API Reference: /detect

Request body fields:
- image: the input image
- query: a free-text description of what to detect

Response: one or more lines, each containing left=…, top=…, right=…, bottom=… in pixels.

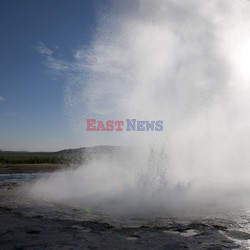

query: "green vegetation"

left=0, top=151, right=85, bottom=165
left=0, top=146, right=118, bottom=165
left=0, top=152, right=64, bottom=164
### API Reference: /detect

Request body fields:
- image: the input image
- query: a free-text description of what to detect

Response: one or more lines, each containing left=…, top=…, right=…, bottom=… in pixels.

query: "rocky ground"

left=0, top=206, right=241, bottom=250
left=0, top=167, right=249, bottom=249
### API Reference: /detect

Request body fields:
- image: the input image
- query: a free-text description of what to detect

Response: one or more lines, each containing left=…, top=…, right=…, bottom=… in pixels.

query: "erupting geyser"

left=26, top=0, right=250, bottom=217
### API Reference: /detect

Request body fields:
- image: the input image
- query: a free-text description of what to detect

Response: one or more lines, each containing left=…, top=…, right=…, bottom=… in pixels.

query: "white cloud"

left=35, top=42, right=71, bottom=73
left=34, top=41, right=53, bottom=55
left=35, top=40, right=127, bottom=80
left=0, top=96, right=5, bottom=101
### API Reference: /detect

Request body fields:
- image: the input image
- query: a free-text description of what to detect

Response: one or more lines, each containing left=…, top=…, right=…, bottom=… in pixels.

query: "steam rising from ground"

left=27, top=0, right=250, bottom=216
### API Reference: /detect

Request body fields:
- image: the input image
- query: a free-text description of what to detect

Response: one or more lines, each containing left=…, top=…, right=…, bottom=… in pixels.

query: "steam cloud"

left=26, top=0, right=250, bottom=217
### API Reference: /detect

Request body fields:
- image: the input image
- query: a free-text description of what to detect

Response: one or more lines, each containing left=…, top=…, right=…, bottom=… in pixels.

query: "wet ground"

left=0, top=172, right=250, bottom=249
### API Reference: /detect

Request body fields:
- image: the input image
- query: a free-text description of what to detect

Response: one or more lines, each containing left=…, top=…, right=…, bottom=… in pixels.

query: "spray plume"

left=26, top=0, right=250, bottom=217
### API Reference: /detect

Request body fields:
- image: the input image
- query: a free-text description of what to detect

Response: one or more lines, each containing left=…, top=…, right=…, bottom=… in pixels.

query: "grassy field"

left=0, top=149, right=89, bottom=173
left=0, top=151, right=64, bottom=164
left=0, top=146, right=118, bottom=165
left=0, top=151, right=86, bottom=165
left=0, top=163, right=64, bottom=173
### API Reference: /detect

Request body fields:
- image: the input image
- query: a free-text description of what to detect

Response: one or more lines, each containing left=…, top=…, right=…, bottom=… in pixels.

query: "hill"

left=0, top=146, right=119, bottom=165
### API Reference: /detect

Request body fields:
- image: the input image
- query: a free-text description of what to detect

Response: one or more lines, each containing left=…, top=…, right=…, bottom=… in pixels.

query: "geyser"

left=26, top=0, right=250, bottom=217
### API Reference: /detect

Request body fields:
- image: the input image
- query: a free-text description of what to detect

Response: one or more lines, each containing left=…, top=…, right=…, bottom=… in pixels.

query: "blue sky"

left=0, top=0, right=103, bottom=151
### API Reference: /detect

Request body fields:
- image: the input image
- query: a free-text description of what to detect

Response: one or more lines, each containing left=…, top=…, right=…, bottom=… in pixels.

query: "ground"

left=0, top=164, right=248, bottom=249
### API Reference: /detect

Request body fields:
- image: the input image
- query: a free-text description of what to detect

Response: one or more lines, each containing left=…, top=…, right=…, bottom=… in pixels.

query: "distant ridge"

left=0, top=145, right=119, bottom=154
left=0, top=146, right=120, bottom=165
left=56, top=145, right=119, bottom=155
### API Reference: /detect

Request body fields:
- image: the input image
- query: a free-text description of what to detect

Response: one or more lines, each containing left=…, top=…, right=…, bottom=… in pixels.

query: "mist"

left=24, top=0, right=250, bottom=217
